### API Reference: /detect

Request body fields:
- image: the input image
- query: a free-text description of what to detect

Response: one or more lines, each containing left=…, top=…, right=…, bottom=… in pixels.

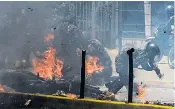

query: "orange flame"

left=32, top=34, right=63, bottom=80
left=67, top=93, right=77, bottom=99
left=136, top=85, right=146, bottom=104
left=0, top=84, right=5, bottom=92
left=85, top=56, right=104, bottom=75
left=44, top=33, right=54, bottom=43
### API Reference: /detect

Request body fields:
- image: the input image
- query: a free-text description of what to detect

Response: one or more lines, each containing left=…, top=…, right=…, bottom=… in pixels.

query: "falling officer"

left=105, top=41, right=164, bottom=94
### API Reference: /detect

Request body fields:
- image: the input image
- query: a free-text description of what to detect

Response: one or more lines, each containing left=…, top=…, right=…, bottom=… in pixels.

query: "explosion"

left=32, top=34, right=64, bottom=80
left=136, top=85, right=146, bottom=104
left=32, top=33, right=104, bottom=79
left=85, top=56, right=104, bottom=75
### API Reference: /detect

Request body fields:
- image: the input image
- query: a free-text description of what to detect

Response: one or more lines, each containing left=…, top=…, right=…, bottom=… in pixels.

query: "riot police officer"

left=54, top=20, right=113, bottom=86
left=166, top=5, right=174, bottom=19
left=166, top=5, right=174, bottom=33
left=105, top=42, right=164, bottom=94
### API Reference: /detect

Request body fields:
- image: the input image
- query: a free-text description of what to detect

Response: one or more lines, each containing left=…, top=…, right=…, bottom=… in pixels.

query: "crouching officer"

left=105, top=42, right=164, bottom=94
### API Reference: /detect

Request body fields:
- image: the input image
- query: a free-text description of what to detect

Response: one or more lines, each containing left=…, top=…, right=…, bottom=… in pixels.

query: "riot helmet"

left=166, top=5, right=174, bottom=18
left=144, top=42, right=161, bottom=61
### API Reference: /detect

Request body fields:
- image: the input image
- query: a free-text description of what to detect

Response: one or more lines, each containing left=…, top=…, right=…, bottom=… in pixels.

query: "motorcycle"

left=168, top=46, right=174, bottom=69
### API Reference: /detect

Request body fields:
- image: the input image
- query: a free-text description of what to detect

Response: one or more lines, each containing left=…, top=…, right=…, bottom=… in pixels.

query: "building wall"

left=119, top=1, right=145, bottom=39
left=58, top=1, right=173, bottom=49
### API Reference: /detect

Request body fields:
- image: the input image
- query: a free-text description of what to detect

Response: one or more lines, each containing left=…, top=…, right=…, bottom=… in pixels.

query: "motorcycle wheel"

left=168, top=47, right=174, bottom=69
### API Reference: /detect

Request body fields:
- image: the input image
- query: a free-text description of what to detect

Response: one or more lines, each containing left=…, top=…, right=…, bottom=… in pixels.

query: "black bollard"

left=127, top=48, right=134, bottom=103
left=80, top=50, right=86, bottom=99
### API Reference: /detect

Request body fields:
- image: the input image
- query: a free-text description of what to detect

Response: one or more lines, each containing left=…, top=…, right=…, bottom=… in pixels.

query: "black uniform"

left=105, top=42, right=164, bottom=94
left=54, top=21, right=112, bottom=86
left=84, top=39, right=113, bottom=85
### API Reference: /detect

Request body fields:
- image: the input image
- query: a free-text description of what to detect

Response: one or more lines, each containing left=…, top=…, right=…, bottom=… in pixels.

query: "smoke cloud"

left=0, top=2, right=66, bottom=67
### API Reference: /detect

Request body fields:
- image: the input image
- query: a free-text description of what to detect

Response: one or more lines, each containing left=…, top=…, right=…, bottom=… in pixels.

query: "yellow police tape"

left=0, top=92, right=173, bottom=109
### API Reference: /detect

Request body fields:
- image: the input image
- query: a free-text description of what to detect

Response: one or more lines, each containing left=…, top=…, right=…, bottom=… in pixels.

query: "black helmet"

left=144, top=42, right=160, bottom=59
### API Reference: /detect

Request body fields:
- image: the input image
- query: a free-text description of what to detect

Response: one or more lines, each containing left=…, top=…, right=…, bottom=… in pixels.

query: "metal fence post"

left=127, top=48, right=134, bottom=103
left=80, top=50, right=86, bottom=99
